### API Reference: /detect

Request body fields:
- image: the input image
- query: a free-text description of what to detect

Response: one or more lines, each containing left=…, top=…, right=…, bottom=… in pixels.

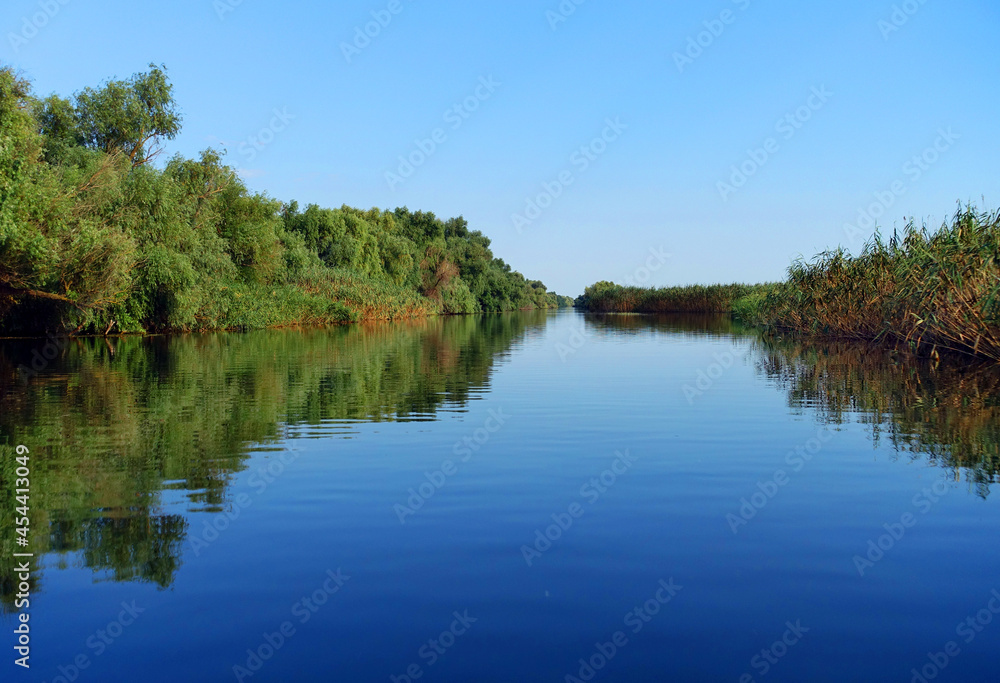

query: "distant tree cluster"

left=0, top=65, right=570, bottom=334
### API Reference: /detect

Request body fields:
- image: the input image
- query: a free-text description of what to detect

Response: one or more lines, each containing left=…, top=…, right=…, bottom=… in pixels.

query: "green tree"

left=0, top=66, right=568, bottom=334
left=0, top=67, right=137, bottom=331
left=33, top=94, right=81, bottom=165
left=74, top=64, right=181, bottom=166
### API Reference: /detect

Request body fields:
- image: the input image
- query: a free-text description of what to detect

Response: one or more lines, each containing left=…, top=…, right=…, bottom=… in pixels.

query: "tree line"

left=0, top=64, right=572, bottom=335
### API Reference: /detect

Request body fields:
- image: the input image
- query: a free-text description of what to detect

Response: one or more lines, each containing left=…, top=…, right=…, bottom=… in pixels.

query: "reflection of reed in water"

left=751, top=338, right=1000, bottom=497
left=580, top=313, right=1000, bottom=497
left=582, top=312, right=745, bottom=339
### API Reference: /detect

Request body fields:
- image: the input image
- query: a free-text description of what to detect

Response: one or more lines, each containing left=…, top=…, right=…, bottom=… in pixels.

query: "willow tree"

left=0, top=66, right=137, bottom=331
left=74, top=64, right=181, bottom=167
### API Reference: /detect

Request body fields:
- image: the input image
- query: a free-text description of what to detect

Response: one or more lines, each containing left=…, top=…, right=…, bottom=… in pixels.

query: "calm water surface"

left=2, top=311, right=999, bottom=682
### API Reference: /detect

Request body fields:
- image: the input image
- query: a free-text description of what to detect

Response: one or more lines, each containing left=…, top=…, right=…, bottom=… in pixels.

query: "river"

left=1, top=310, right=998, bottom=682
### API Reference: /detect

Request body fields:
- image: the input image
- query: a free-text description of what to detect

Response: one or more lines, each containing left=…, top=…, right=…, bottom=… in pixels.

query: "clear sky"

left=3, top=0, right=998, bottom=296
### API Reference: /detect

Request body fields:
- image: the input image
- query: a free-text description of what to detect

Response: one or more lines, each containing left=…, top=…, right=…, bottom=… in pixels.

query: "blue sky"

left=3, top=0, right=998, bottom=296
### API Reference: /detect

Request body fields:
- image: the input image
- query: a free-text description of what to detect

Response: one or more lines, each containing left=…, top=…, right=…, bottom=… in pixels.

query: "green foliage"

left=33, top=94, right=81, bottom=164
left=578, top=205, right=1000, bottom=361
left=0, top=67, right=139, bottom=331
left=439, top=277, right=479, bottom=314
left=761, top=205, right=1000, bottom=360
left=576, top=281, right=761, bottom=314
left=74, top=63, right=181, bottom=166
left=0, top=66, right=567, bottom=335
left=731, top=284, right=782, bottom=325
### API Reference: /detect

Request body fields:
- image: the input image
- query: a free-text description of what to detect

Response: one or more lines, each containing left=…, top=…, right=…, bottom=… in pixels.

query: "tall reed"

left=761, top=206, right=1000, bottom=360
left=577, top=204, right=1000, bottom=361
left=577, top=282, right=762, bottom=314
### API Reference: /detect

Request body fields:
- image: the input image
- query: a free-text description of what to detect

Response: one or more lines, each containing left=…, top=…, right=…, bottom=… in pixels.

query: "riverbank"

left=0, top=66, right=571, bottom=336
left=577, top=205, right=1000, bottom=361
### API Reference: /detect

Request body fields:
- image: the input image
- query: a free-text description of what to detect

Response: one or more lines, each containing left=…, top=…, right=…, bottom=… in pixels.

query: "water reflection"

left=581, top=312, right=745, bottom=338
left=2, top=309, right=998, bottom=609
left=0, top=312, right=548, bottom=608
left=587, top=314, right=1000, bottom=497
left=752, top=338, right=1000, bottom=496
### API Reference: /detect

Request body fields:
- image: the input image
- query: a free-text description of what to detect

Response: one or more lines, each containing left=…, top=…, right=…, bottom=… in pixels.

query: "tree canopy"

left=74, top=63, right=181, bottom=166
left=0, top=65, right=571, bottom=335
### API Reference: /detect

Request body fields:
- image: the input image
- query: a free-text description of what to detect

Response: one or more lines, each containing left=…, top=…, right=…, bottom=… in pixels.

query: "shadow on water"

left=0, top=312, right=548, bottom=608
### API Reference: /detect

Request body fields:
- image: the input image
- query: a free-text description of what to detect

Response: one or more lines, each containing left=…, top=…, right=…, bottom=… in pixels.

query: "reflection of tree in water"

left=0, top=312, right=542, bottom=608
left=584, top=315, right=1000, bottom=498
left=55, top=513, right=187, bottom=588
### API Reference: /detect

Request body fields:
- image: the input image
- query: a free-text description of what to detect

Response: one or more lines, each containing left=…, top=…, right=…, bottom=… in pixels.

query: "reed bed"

left=577, top=282, right=762, bottom=314
left=760, top=206, right=1000, bottom=361
left=578, top=205, right=1000, bottom=362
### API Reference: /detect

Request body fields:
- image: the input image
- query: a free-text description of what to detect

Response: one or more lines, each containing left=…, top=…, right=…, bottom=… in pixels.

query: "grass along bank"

left=577, top=205, right=1000, bottom=361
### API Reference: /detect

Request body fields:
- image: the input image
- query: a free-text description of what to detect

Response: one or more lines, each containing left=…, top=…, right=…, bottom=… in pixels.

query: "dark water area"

left=1, top=310, right=999, bottom=682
